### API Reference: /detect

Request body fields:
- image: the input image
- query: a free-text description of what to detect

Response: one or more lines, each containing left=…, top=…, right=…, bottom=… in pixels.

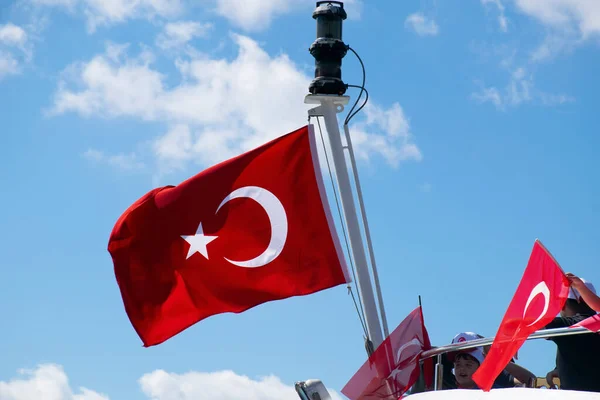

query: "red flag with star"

left=472, top=239, right=570, bottom=391
left=108, top=125, right=350, bottom=347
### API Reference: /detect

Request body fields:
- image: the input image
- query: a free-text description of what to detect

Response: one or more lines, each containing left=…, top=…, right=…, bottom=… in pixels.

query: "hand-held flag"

left=342, top=306, right=431, bottom=399
left=472, top=239, right=569, bottom=391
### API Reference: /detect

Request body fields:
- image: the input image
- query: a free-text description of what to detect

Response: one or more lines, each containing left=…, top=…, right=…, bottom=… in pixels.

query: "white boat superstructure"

left=410, top=388, right=600, bottom=400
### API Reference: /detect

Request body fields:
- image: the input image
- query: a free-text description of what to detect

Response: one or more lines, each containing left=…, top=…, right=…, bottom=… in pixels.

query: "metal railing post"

left=434, top=354, right=443, bottom=391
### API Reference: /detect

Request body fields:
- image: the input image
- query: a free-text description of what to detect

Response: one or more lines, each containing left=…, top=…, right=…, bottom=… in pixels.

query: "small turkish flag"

left=472, top=239, right=570, bottom=391
left=108, top=125, right=350, bottom=346
left=341, top=306, right=431, bottom=400
left=572, top=314, right=600, bottom=333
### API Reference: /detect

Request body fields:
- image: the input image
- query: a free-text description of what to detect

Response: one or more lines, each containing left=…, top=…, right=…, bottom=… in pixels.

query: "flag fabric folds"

left=108, top=125, right=350, bottom=347
left=342, top=306, right=431, bottom=399
left=472, top=239, right=570, bottom=391
left=572, top=314, right=600, bottom=333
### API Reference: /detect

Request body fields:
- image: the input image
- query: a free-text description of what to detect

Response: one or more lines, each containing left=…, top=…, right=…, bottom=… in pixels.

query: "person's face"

left=454, top=354, right=479, bottom=388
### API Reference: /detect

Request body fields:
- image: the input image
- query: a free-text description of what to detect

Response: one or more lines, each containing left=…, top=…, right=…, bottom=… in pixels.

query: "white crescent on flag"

left=523, top=281, right=550, bottom=327
left=389, top=338, right=423, bottom=383
left=216, top=186, right=288, bottom=268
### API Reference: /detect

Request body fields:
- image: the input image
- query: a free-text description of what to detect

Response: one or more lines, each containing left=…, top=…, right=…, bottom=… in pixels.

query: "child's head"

left=449, top=332, right=485, bottom=389
left=453, top=352, right=482, bottom=388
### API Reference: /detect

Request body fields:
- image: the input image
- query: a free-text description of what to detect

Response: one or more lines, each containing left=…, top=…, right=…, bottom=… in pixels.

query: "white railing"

left=419, top=326, right=593, bottom=391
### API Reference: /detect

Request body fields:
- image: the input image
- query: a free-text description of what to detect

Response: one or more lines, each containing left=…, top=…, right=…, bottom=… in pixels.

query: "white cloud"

left=513, top=0, right=600, bottom=60
left=31, top=0, right=362, bottom=33
left=405, top=13, right=439, bottom=36
left=0, top=364, right=345, bottom=400
left=213, top=0, right=362, bottom=32
left=472, top=67, right=573, bottom=110
left=0, top=52, right=20, bottom=79
left=507, top=67, right=532, bottom=105
left=140, top=369, right=345, bottom=400
left=471, top=67, right=531, bottom=110
left=348, top=102, right=422, bottom=167
left=341, top=0, right=363, bottom=21
left=515, top=0, right=600, bottom=38
left=51, top=34, right=420, bottom=175
left=31, top=0, right=183, bottom=32
left=214, top=0, right=292, bottom=32
left=0, top=24, right=27, bottom=46
left=529, top=34, right=576, bottom=62
left=156, top=21, right=212, bottom=49
left=0, top=364, right=109, bottom=400
left=472, top=2, right=589, bottom=107
left=51, top=42, right=164, bottom=119
left=152, top=124, right=193, bottom=173
left=539, top=92, right=576, bottom=106
left=0, top=23, right=31, bottom=80
left=83, top=148, right=145, bottom=171
left=472, top=86, right=503, bottom=109
left=481, top=0, right=508, bottom=32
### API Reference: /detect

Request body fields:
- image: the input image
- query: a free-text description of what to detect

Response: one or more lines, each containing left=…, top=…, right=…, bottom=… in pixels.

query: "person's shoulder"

left=545, top=316, right=570, bottom=330
left=545, top=313, right=598, bottom=342
left=545, top=313, right=593, bottom=329
left=573, top=312, right=595, bottom=321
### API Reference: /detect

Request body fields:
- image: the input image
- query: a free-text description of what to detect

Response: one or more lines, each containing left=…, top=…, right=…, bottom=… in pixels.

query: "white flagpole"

left=343, top=123, right=390, bottom=340
left=306, top=94, right=384, bottom=350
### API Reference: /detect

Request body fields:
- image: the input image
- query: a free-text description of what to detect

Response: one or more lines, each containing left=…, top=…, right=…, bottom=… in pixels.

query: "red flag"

left=472, top=239, right=570, bottom=391
left=572, top=314, right=600, bottom=333
left=108, top=125, right=350, bottom=347
left=341, top=307, right=431, bottom=400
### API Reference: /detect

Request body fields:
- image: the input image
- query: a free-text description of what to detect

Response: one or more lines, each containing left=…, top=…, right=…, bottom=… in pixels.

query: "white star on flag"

left=181, top=222, right=218, bottom=260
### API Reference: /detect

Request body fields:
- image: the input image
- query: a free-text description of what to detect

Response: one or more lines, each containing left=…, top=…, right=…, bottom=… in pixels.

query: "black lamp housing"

left=308, top=1, right=348, bottom=95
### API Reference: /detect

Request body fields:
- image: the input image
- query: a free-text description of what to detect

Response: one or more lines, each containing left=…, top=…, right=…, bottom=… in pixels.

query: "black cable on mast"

left=344, top=46, right=369, bottom=126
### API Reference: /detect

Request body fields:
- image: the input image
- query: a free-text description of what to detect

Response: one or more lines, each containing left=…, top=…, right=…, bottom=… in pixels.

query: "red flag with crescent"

left=472, top=239, right=570, bottom=391
left=108, top=125, right=350, bottom=347
left=341, top=306, right=431, bottom=400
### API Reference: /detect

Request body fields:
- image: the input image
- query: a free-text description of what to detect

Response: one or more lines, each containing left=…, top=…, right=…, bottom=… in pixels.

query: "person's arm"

left=546, top=367, right=559, bottom=388
left=567, top=273, right=600, bottom=312
left=544, top=315, right=570, bottom=330
left=504, top=363, right=536, bottom=388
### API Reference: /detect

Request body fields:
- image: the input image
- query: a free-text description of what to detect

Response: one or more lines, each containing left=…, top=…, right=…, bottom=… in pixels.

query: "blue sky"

left=2, top=0, right=600, bottom=398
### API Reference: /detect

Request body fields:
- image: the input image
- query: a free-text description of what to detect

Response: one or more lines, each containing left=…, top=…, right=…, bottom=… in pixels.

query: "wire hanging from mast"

left=343, top=45, right=390, bottom=340
left=344, top=46, right=369, bottom=126
left=310, top=114, right=369, bottom=340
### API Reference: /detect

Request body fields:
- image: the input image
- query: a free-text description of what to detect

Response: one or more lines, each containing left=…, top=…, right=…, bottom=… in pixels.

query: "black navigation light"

left=308, top=1, right=348, bottom=95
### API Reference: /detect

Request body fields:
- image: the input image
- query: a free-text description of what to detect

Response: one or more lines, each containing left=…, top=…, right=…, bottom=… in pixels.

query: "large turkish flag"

left=108, top=125, right=350, bottom=346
